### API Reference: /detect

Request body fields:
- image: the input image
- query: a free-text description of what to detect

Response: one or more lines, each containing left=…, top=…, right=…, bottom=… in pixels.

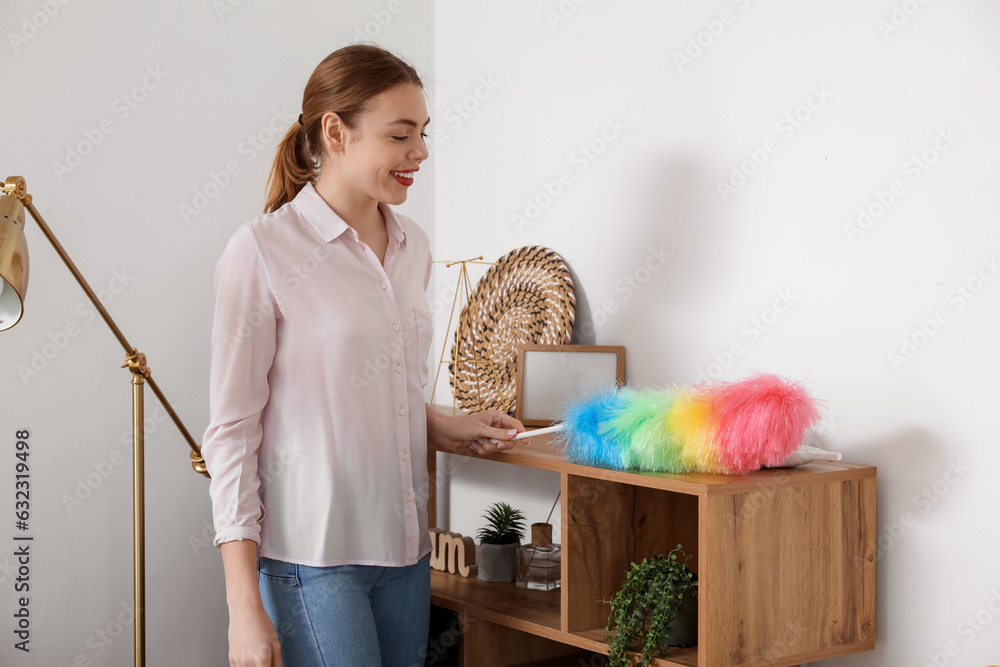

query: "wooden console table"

left=426, top=415, right=876, bottom=667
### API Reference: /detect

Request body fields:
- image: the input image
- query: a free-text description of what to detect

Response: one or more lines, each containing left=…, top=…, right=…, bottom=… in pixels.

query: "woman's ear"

left=320, top=111, right=348, bottom=156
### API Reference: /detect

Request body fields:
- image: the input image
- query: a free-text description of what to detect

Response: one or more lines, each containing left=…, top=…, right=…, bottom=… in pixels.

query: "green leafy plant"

left=476, top=502, right=527, bottom=545
left=603, top=544, right=698, bottom=667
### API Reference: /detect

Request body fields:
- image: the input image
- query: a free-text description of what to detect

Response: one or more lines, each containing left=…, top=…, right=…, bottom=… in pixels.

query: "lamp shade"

left=0, top=192, right=29, bottom=331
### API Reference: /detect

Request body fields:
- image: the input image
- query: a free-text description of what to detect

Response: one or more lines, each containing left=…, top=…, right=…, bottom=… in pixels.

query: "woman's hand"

left=427, top=406, right=530, bottom=454
left=228, top=603, right=283, bottom=667
left=220, top=540, right=282, bottom=667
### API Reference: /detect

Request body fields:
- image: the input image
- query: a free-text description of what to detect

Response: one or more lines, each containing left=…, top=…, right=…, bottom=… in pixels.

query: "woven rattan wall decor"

left=449, top=246, right=575, bottom=415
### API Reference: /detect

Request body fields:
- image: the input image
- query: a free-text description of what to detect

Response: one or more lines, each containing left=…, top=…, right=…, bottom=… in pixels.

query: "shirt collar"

left=293, top=181, right=406, bottom=248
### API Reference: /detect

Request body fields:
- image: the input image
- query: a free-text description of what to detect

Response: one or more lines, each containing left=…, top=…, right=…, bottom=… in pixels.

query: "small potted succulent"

left=475, top=502, right=527, bottom=582
left=604, top=544, right=698, bottom=667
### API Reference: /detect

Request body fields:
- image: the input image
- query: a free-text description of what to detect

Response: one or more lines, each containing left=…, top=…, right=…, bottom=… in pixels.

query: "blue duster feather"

left=554, top=385, right=626, bottom=468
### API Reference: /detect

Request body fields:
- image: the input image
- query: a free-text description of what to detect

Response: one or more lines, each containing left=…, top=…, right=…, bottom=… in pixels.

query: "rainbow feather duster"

left=553, top=373, right=820, bottom=475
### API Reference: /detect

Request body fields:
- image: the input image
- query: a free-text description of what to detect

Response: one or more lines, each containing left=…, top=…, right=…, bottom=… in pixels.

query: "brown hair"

left=264, top=44, right=423, bottom=214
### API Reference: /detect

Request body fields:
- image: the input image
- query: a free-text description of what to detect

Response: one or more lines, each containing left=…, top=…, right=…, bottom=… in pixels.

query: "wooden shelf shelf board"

left=431, top=570, right=561, bottom=634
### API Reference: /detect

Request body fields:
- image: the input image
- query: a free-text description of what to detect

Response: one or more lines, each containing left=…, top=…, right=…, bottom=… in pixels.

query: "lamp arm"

left=23, top=200, right=209, bottom=478
left=146, top=375, right=208, bottom=476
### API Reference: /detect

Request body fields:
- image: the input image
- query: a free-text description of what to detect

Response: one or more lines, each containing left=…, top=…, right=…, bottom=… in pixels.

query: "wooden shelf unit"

left=426, top=414, right=876, bottom=667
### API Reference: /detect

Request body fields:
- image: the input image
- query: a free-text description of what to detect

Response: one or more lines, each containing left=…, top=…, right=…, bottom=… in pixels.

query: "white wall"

left=0, top=2, right=432, bottom=665
left=432, top=1, right=1000, bottom=665
left=3, top=1, right=999, bottom=665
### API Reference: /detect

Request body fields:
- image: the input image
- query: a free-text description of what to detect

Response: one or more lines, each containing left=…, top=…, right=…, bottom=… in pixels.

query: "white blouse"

left=201, top=181, right=434, bottom=567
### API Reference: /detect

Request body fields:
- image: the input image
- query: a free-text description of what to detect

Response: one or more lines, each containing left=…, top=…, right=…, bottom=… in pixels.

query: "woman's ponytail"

left=262, top=44, right=423, bottom=214
left=264, top=121, right=315, bottom=214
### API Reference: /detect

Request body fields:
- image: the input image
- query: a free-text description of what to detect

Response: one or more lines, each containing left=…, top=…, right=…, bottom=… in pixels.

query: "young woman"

left=202, top=44, right=530, bottom=667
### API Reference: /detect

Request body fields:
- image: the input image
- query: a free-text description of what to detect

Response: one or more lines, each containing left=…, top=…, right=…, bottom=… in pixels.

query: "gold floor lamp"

left=0, top=175, right=208, bottom=667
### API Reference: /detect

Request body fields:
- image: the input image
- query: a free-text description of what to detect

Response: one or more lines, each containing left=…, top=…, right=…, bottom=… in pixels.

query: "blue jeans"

left=257, top=552, right=431, bottom=667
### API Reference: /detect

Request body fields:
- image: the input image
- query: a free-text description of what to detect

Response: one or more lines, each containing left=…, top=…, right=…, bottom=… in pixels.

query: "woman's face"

left=331, top=83, right=430, bottom=206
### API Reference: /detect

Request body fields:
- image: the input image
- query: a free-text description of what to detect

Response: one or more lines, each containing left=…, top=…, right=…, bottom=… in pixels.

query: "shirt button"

left=407, top=492, right=415, bottom=504
left=399, top=407, right=407, bottom=416
left=402, top=450, right=410, bottom=461
left=392, top=323, right=400, bottom=331
left=380, top=281, right=388, bottom=289
left=396, top=363, right=403, bottom=373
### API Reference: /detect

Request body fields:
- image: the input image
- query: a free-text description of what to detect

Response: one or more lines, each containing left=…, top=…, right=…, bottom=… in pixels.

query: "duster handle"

left=489, top=422, right=566, bottom=444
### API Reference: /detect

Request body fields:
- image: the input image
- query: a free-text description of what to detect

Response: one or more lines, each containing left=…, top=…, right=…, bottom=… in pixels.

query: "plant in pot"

left=604, top=544, right=698, bottom=667
left=475, top=502, right=526, bottom=582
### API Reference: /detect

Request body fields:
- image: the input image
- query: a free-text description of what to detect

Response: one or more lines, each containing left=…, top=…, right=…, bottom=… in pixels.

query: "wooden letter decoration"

left=429, top=528, right=478, bottom=577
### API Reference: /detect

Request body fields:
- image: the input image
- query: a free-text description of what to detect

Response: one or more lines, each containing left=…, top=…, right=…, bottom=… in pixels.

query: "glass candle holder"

left=516, top=543, right=561, bottom=591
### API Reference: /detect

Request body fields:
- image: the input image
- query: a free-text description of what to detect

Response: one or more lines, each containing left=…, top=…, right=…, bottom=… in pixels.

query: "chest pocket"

left=412, top=305, right=433, bottom=388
